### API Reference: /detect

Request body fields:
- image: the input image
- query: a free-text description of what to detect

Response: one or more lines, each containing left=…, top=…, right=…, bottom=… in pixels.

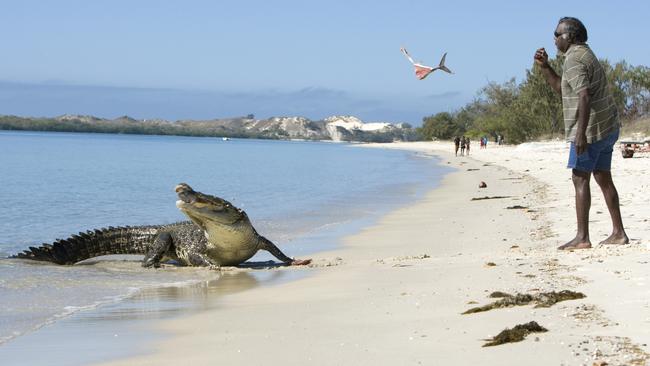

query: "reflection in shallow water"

left=76, top=268, right=306, bottom=322
left=0, top=267, right=308, bottom=366
left=94, top=271, right=261, bottom=321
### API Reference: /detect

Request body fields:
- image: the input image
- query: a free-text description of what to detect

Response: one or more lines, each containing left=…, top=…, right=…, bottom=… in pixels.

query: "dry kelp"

left=470, top=196, right=511, bottom=201
left=483, top=321, right=547, bottom=347
left=506, top=205, right=529, bottom=209
left=463, top=290, right=586, bottom=314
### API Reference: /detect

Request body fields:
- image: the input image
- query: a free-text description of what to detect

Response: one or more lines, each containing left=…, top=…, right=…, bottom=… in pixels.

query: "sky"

left=0, top=0, right=648, bottom=125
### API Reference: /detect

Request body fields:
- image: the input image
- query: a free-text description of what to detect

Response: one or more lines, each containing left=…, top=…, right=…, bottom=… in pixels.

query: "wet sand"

left=96, top=140, right=649, bottom=365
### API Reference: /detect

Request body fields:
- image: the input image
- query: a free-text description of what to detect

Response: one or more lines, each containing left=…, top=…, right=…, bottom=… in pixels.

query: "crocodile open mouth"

left=175, top=183, right=197, bottom=204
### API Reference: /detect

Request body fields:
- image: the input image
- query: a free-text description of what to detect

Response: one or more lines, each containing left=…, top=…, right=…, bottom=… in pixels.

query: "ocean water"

left=0, top=131, right=449, bottom=347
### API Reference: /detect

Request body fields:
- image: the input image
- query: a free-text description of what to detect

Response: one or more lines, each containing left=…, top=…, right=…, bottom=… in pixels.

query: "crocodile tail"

left=12, top=225, right=160, bottom=264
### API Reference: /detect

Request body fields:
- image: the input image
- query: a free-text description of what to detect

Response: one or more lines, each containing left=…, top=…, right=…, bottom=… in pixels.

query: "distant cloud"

left=426, top=91, right=462, bottom=99
left=293, top=87, right=349, bottom=99
left=0, top=81, right=466, bottom=125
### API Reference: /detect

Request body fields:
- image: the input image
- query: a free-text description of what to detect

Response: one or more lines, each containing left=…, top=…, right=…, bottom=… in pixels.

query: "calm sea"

left=0, top=131, right=449, bottom=348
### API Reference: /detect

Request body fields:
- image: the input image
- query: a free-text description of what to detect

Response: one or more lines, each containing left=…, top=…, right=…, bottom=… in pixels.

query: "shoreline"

left=0, top=142, right=448, bottom=366
left=97, top=140, right=649, bottom=365
left=96, top=143, right=550, bottom=365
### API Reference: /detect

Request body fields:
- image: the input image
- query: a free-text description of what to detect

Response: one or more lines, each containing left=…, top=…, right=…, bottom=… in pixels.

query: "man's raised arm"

left=534, top=48, right=561, bottom=93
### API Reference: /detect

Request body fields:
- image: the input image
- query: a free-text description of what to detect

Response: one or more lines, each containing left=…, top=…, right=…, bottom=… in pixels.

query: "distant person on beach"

left=454, top=136, right=461, bottom=156
left=466, top=138, right=470, bottom=155
left=460, top=136, right=466, bottom=156
left=535, top=17, right=629, bottom=250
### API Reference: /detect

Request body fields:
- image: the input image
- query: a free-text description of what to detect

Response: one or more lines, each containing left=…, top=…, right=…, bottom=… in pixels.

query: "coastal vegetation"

left=418, top=58, right=649, bottom=143
left=0, top=115, right=300, bottom=140
left=0, top=115, right=417, bottom=143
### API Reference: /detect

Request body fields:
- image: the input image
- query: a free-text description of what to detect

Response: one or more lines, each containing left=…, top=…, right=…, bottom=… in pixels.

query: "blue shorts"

left=567, top=129, right=619, bottom=172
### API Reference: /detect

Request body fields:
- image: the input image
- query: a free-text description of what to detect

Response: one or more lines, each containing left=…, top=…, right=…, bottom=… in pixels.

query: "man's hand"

left=575, top=134, right=588, bottom=155
left=534, top=48, right=549, bottom=69
left=535, top=47, right=561, bottom=93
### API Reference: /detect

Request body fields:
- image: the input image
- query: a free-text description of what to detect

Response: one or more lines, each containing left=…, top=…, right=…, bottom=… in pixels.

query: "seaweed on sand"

left=506, top=205, right=529, bottom=209
left=470, top=196, right=511, bottom=201
left=532, top=290, right=586, bottom=308
left=462, top=290, right=586, bottom=314
left=483, top=321, right=547, bottom=347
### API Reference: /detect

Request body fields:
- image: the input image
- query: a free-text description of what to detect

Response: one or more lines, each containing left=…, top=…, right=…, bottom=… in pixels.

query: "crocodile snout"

left=175, top=183, right=197, bottom=204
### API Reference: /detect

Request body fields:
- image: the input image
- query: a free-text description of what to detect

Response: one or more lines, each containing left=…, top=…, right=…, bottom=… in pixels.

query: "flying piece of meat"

left=400, top=47, right=453, bottom=80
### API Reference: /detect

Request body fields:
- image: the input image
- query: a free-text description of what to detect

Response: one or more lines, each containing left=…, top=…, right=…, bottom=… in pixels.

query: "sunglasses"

left=554, top=31, right=567, bottom=38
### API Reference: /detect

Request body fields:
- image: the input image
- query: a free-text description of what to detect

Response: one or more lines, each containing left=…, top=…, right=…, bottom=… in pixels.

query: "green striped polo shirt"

left=561, top=44, right=619, bottom=143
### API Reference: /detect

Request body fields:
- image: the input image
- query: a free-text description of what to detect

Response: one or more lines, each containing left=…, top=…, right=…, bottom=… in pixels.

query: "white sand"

left=100, top=141, right=649, bottom=366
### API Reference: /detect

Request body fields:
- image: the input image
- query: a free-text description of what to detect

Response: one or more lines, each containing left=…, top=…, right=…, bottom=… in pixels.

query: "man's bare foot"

left=558, top=237, right=592, bottom=250
left=290, top=258, right=312, bottom=266
left=599, top=232, right=630, bottom=245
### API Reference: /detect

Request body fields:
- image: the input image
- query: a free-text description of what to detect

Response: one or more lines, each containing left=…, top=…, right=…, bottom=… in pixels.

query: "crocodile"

left=12, top=183, right=311, bottom=268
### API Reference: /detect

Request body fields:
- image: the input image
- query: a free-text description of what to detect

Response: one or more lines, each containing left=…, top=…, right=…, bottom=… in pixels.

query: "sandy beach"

left=99, top=140, right=650, bottom=366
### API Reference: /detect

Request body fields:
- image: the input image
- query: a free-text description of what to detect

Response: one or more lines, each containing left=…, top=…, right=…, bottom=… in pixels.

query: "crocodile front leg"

left=258, top=235, right=311, bottom=266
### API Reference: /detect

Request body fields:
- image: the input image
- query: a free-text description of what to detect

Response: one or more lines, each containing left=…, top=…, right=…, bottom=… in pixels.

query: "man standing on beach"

left=454, top=136, right=460, bottom=156
left=534, top=17, right=629, bottom=250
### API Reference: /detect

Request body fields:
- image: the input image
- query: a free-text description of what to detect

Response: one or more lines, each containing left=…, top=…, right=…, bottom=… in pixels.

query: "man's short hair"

left=559, top=17, right=588, bottom=43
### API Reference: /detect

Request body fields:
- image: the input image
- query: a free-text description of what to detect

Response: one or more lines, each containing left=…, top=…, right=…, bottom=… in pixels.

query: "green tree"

left=418, top=112, right=459, bottom=140
left=471, top=79, right=518, bottom=141
left=600, top=60, right=649, bottom=119
left=518, top=57, right=564, bottom=138
left=622, top=64, right=650, bottom=118
left=455, top=100, right=486, bottom=137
